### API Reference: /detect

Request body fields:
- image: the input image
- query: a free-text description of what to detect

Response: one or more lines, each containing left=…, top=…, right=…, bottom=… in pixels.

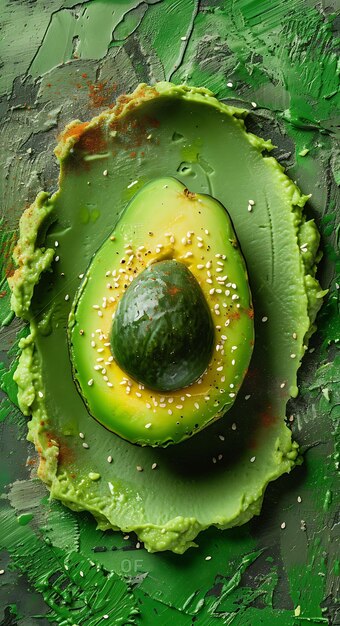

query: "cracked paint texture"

left=0, top=0, right=339, bottom=624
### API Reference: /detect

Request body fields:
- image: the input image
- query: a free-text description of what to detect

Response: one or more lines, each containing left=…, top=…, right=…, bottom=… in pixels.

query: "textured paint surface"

left=0, top=0, right=338, bottom=624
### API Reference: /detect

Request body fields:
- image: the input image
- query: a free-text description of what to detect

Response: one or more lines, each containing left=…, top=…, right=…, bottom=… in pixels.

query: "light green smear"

left=9, top=82, right=326, bottom=555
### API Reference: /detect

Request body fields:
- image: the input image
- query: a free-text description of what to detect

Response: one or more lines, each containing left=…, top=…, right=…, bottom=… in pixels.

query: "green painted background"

left=0, top=1, right=338, bottom=624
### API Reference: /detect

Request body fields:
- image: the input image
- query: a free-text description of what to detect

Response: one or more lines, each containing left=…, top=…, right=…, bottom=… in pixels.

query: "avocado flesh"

left=69, top=179, right=253, bottom=446
left=10, top=83, right=324, bottom=553
left=110, top=259, right=215, bottom=392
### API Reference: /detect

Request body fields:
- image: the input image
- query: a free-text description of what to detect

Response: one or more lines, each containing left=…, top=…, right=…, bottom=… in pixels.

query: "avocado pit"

left=110, top=259, right=215, bottom=392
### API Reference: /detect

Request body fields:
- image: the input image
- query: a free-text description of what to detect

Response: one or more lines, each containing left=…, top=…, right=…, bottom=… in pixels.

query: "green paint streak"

left=0, top=503, right=139, bottom=625
left=17, top=513, right=34, bottom=526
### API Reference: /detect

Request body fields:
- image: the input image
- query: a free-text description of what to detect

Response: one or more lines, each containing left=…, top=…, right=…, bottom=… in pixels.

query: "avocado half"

left=9, top=83, right=324, bottom=553
left=69, top=177, right=254, bottom=446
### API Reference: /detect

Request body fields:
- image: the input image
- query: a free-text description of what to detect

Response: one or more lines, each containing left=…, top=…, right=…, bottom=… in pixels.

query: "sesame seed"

left=218, top=454, right=223, bottom=461
left=103, top=616, right=109, bottom=620
left=245, top=394, right=251, bottom=400
left=176, top=405, right=183, bottom=410
left=0, top=570, right=4, bottom=575
left=231, top=359, right=235, bottom=365
left=248, top=199, right=255, bottom=206
left=87, top=379, right=94, bottom=386
left=136, top=465, right=143, bottom=472
left=231, top=423, right=237, bottom=430
left=145, top=423, right=152, bottom=429
left=168, top=409, right=172, bottom=415
left=290, top=353, right=296, bottom=358
left=250, top=456, right=256, bottom=462
left=204, top=396, right=210, bottom=401
left=219, top=434, right=225, bottom=441
left=79, top=432, right=85, bottom=439
left=107, top=382, right=113, bottom=387
left=55, top=255, right=60, bottom=262
left=79, top=273, right=84, bottom=279
left=227, top=81, right=233, bottom=87
left=216, top=366, right=223, bottom=371
left=205, top=229, right=209, bottom=235
left=151, top=463, right=158, bottom=470
left=206, top=261, right=211, bottom=269
left=229, top=393, right=235, bottom=398
left=82, top=442, right=89, bottom=449
left=251, top=101, right=257, bottom=108
left=280, top=382, right=286, bottom=388
left=146, top=403, right=151, bottom=409
left=194, top=402, right=200, bottom=409
left=262, top=316, right=268, bottom=322
left=297, top=496, right=302, bottom=503
left=281, top=522, right=286, bottom=529
left=206, top=278, right=213, bottom=284
left=231, top=294, right=239, bottom=300
left=209, top=288, right=215, bottom=295
left=205, top=555, right=212, bottom=560
left=107, top=456, right=113, bottom=463
left=197, top=264, right=204, bottom=269
left=64, top=294, right=69, bottom=301
left=212, top=457, right=217, bottom=464
left=170, top=235, right=175, bottom=244
left=292, top=332, right=297, bottom=339
left=103, top=169, right=108, bottom=176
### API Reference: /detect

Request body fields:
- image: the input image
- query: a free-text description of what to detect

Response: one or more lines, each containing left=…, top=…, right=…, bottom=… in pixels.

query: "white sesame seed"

left=280, top=382, right=286, bottom=388
left=146, top=403, right=151, bottom=409
left=216, top=366, right=223, bottom=372
left=87, top=379, right=94, bottom=386
left=194, top=402, right=200, bottom=410
left=205, top=229, right=209, bottom=235
left=204, top=396, right=210, bottom=401
left=219, top=434, right=225, bottom=441
left=145, top=423, right=152, bottom=429
left=229, top=392, right=235, bottom=398
left=290, top=353, right=296, bottom=359
left=103, top=169, right=108, bottom=176
left=206, top=261, right=211, bottom=269
left=55, top=255, right=60, bottom=262
left=297, top=496, right=302, bottom=503
left=197, top=264, right=204, bottom=269
left=262, top=316, right=268, bottom=322
left=0, top=570, right=4, bottom=575
left=79, top=273, right=84, bottom=279
left=79, top=432, right=85, bottom=439
left=206, top=278, right=213, bottom=284
left=231, top=359, right=235, bottom=365
left=205, top=555, right=212, bottom=560
left=231, top=423, right=237, bottom=430
left=209, top=288, right=215, bottom=295
left=136, top=392, right=142, bottom=398
left=227, top=81, right=233, bottom=87
left=281, top=522, right=286, bottom=529
left=136, top=465, right=143, bottom=472
left=168, top=409, right=172, bottom=415
left=170, top=235, right=175, bottom=244
left=64, top=294, right=69, bottom=301
left=250, top=456, right=256, bottom=462
left=251, top=101, right=257, bottom=108
left=107, top=456, right=113, bottom=463
left=248, top=199, right=255, bottom=206
left=82, top=442, right=89, bottom=449
left=212, top=457, right=217, bottom=464
left=151, top=462, right=158, bottom=470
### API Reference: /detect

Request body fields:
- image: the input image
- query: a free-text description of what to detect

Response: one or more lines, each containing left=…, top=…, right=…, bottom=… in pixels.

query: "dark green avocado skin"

left=110, top=260, right=215, bottom=391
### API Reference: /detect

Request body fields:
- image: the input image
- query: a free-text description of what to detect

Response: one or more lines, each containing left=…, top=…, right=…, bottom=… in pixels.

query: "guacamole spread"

left=9, top=83, right=324, bottom=553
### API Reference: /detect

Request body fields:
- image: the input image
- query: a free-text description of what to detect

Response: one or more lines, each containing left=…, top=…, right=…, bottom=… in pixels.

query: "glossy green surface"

left=111, top=258, right=215, bottom=392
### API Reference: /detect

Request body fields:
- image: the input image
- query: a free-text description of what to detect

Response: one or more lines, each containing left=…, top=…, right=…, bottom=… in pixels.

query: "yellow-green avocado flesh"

left=9, top=83, right=324, bottom=554
left=69, top=177, right=254, bottom=446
